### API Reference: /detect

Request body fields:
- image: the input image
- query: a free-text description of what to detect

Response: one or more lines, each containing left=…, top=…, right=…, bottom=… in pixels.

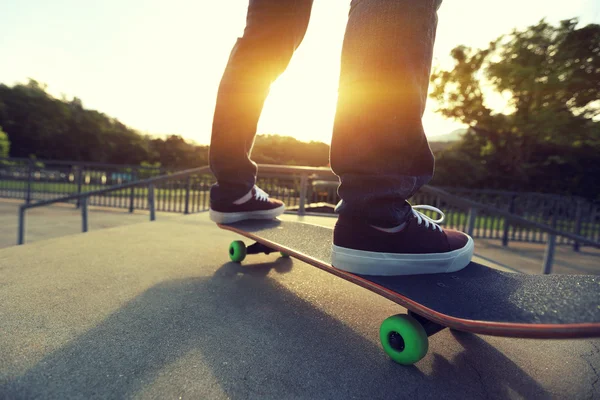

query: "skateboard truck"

left=408, top=310, right=446, bottom=337
left=247, top=242, right=278, bottom=256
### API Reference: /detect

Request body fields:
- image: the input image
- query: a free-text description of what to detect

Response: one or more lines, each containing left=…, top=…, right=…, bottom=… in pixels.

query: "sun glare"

left=2, top=0, right=596, bottom=145
left=254, top=1, right=467, bottom=144
left=258, top=67, right=340, bottom=144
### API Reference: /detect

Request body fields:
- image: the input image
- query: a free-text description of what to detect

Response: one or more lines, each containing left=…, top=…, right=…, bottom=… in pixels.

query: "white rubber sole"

left=209, top=204, right=286, bottom=224
left=331, top=236, right=474, bottom=276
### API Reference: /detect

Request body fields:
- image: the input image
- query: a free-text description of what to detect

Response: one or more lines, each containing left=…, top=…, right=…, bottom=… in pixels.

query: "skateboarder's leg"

left=210, top=0, right=314, bottom=204
left=331, top=0, right=440, bottom=227
left=209, top=0, right=314, bottom=223
left=330, top=0, right=474, bottom=275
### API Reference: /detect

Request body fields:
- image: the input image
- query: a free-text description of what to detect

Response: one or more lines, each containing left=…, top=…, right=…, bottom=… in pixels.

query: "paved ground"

left=1, top=213, right=599, bottom=399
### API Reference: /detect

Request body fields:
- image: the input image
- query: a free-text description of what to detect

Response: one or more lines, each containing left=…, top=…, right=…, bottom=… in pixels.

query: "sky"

left=1, top=0, right=599, bottom=145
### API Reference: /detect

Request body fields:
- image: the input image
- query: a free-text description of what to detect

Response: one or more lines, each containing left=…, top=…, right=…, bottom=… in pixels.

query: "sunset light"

left=1, top=2, right=600, bottom=391
left=1, top=0, right=598, bottom=144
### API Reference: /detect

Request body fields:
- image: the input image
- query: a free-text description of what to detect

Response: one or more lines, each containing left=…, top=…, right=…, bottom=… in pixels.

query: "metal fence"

left=4, top=157, right=599, bottom=250
left=0, top=157, right=215, bottom=213
left=12, top=162, right=600, bottom=274
left=0, top=157, right=165, bottom=201
left=17, top=166, right=212, bottom=245
left=435, top=188, right=600, bottom=247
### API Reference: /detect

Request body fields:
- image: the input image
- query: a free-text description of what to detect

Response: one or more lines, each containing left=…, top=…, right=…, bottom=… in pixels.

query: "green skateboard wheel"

left=380, top=314, right=429, bottom=365
left=229, top=240, right=247, bottom=262
left=280, top=252, right=290, bottom=258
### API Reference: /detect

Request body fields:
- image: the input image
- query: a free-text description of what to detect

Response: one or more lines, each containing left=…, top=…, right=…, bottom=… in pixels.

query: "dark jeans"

left=210, top=0, right=442, bottom=226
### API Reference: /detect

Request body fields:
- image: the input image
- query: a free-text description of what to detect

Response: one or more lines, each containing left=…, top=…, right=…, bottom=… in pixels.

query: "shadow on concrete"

left=2, top=260, right=549, bottom=399
left=223, top=258, right=294, bottom=278
left=426, top=330, right=552, bottom=399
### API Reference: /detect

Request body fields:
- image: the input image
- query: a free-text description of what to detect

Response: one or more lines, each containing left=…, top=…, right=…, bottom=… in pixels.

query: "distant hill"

left=429, top=128, right=468, bottom=143
left=428, top=128, right=468, bottom=153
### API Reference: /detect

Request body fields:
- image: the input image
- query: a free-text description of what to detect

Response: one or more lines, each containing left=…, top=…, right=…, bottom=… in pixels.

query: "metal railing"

left=418, top=185, right=600, bottom=274
left=437, top=187, right=600, bottom=247
left=14, top=163, right=600, bottom=274
left=6, top=157, right=599, bottom=247
left=17, top=166, right=212, bottom=245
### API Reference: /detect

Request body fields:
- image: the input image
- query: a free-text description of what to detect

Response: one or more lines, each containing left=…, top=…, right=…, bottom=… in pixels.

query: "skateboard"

left=218, top=219, right=600, bottom=365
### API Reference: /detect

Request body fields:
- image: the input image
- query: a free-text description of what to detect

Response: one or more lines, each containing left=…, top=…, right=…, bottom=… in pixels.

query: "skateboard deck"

left=218, top=219, right=600, bottom=364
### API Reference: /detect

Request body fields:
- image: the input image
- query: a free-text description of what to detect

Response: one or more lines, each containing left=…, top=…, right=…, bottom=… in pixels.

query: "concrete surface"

left=1, top=213, right=599, bottom=399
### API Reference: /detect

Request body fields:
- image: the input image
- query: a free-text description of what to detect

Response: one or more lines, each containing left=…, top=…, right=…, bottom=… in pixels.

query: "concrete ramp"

left=1, top=214, right=598, bottom=399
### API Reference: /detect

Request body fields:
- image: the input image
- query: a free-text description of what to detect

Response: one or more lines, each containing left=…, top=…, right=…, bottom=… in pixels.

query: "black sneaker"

left=210, top=186, right=285, bottom=224
left=332, top=206, right=474, bottom=276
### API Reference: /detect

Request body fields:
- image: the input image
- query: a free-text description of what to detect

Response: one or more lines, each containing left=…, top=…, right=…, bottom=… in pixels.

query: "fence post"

left=298, top=174, right=308, bottom=216
left=76, top=165, right=84, bottom=208
left=502, top=195, right=516, bottom=247
left=573, top=200, right=583, bottom=252
left=129, top=169, right=137, bottom=213
left=18, top=205, right=26, bottom=245
left=148, top=184, right=156, bottom=221
left=81, top=196, right=88, bottom=233
left=184, top=176, right=191, bottom=214
left=542, top=234, right=556, bottom=274
left=467, top=208, right=478, bottom=237
left=542, top=211, right=559, bottom=274
left=25, top=159, right=34, bottom=205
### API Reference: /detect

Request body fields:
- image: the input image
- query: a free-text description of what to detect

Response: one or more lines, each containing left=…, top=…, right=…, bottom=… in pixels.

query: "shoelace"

left=254, top=186, right=270, bottom=202
left=412, top=205, right=445, bottom=232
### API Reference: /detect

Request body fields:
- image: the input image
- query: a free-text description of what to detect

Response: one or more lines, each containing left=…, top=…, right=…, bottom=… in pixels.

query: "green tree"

left=0, top=125, right=9, bottom=157
left=430, top=19, right=600, bottom=198
left=0, top=80, right=70, bottom=159
left=0, top=79, right=155, bottom=164
left=148, top=135, right=209, bottom=169
left=252, top=135, right=329, bottom=167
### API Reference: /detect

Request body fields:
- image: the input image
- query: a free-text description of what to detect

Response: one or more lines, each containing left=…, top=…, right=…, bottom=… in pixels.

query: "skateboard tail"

left=350, top=273, right=600, bottom=339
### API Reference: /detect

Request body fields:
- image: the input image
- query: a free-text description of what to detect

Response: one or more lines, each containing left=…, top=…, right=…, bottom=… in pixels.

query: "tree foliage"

left=0, top=80, right=329, bottom=169
left=251, top=135, right=329, bottom=167
left=0, top=125, right=9, bottom=158
left=430, top=19, right=600, bottom=199
left=0, top=80, right=153, bottom=164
